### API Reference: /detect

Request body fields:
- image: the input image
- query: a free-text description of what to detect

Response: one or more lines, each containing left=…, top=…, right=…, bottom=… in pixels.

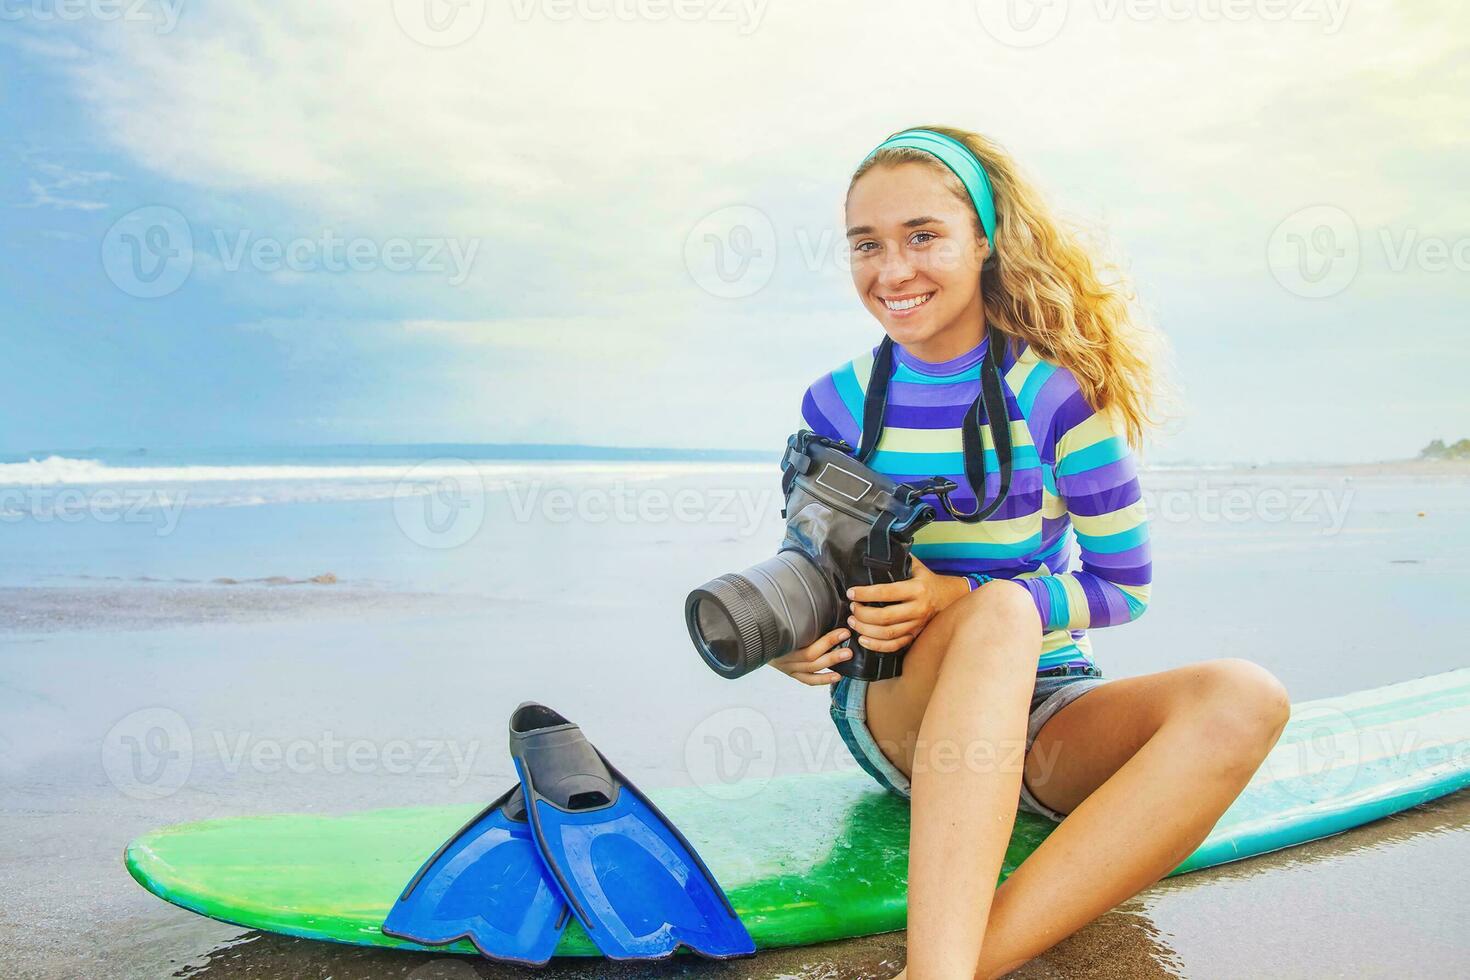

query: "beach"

left=0, top=451, right=1466, bottom=978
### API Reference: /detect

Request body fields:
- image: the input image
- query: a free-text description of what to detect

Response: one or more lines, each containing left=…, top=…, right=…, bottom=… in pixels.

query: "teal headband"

left=865, top=129, right=998, bottom=248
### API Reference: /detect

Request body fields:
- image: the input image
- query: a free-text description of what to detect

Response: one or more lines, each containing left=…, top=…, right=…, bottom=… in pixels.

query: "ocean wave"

left=0, top=455, right=770, bottom=488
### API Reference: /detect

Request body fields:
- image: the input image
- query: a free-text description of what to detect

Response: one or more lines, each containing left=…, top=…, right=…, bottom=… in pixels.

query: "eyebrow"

left=846, top=216, right=947, bottom=238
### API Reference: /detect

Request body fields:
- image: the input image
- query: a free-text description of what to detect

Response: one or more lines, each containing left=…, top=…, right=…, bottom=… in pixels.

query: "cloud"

left=47, top=2, right=1465, bottom=304
left=12, top=0, right=1466, bottom=459
left=19, top=163, right=119, bottom=210
left=231, top=306, right=864, bottom=446
left=2, top=31, right=90, bottom=62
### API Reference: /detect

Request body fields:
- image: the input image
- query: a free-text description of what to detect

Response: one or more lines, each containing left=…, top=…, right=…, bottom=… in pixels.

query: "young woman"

left=773, top=126, right=1291, bottom=979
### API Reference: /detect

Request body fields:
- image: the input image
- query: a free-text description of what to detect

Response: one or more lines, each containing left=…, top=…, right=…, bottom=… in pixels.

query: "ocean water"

left=0, top=445, right=1465, bottom=686
left=0, top=446, right=1466, bottom=977
left=0, top=447, right=774, bottom=589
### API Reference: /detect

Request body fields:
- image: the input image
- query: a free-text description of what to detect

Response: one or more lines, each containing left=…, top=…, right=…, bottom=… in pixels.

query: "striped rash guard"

left=799, top=333, right=1152, bottom=672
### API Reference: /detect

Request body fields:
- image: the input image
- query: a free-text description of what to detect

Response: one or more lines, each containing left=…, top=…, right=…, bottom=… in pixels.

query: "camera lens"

left=685, top=551, right=836, bottom=679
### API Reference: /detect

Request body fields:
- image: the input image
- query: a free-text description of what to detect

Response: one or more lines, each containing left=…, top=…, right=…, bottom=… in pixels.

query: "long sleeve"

left=799, top=374, right=859, bottom=445
left=1020, top=402, right=1152, bottom=632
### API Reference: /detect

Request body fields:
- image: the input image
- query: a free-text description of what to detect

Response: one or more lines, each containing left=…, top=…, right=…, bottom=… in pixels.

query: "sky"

left=2, top=0, right=1466, bottom=463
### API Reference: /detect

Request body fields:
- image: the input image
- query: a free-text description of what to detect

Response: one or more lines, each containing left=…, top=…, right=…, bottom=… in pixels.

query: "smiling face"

left=845, top=161, right=990, bottom=362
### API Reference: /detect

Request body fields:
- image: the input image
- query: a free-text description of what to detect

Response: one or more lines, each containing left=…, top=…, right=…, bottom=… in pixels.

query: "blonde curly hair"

left=850, top=125, right=1169, bottom=449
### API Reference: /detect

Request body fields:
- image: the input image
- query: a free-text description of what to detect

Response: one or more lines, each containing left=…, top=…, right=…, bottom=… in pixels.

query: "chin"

left=880, top=323, right=923, bottom=345
left=874, top=309, right=940, bottom=346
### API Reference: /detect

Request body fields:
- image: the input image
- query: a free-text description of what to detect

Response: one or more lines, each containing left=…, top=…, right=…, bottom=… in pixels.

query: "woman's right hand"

left=768, top=626, right=853, bottom=686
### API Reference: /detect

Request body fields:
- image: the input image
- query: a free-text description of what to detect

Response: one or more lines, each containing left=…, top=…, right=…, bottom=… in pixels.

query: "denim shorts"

left=829, top=663, right=1108, bottom=822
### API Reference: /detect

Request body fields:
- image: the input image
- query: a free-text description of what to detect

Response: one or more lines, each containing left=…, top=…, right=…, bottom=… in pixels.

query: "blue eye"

left=911, top=231, right=937, bottom=245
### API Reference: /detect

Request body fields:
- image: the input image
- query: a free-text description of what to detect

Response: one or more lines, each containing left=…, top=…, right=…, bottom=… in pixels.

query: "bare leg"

left=866, top=582, right=1042, bottom=980
left=973, top=660, right=1290, bottom=978
left=863, top=585, right=1290, bottom=979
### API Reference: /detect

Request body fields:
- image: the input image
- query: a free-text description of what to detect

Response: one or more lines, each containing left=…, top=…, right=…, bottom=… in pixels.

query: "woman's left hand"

left=844, top=556, right=971, bottom=653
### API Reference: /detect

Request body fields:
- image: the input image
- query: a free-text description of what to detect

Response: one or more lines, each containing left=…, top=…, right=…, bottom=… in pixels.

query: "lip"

left=878, top=290, right=935, bottom=318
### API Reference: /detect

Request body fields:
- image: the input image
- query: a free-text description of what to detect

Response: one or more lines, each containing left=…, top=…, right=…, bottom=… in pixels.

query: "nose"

left=876, top=242, right=917, bottom=287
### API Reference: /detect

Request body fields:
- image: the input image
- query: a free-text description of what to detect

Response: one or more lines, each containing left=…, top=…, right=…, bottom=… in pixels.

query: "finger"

left=846, top=616, right=921, bottom=641
left=774, top=657, right=831, bottom=679
left=855, top=633, right=914, bottom=653
left=850, top=599, right=923, bottom=626
left=794, top=668, right=844, bottom=686
left=806, top=645, right=853, bottom=674
left=846, top=580, right=918, bottom=604
left=774, top=644, right=851, bottom=682
left=772, top=628, right=850, bottom=671
left=803, top=627, right=851, bottom=660
left=864, top=620, right=923, bottom=642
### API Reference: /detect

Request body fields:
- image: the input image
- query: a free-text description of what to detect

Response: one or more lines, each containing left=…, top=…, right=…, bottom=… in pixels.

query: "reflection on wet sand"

left=1156, top=785, right=1470, bottom=889
left=1130, top=789, right=1470, bottom=979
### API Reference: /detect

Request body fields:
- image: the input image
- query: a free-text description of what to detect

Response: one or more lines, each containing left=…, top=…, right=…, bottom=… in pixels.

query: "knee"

left=949, top=581, right=1042, bottom=663
left=957, top=580, right=1040, bottom=633
left=1186, top=659, right=1291, bottom=767
left=902, top=581, right=1040, bottom=684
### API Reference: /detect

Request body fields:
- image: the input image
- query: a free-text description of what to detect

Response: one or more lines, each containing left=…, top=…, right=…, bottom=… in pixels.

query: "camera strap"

left=855, top=329, right=1014, bottom=524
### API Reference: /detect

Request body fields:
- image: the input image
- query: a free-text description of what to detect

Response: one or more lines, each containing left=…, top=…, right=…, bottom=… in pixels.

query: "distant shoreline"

left=1223, top=459, right=1470, bottom=477
left=3, top=444, right=1469, bottom=477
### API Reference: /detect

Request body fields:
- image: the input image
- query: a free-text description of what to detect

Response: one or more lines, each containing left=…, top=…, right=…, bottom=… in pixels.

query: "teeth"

left=884, top=292, right=933, bottom=311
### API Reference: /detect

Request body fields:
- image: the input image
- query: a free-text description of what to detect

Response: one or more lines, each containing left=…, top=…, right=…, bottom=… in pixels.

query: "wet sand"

left=0, top=582, right=489, bottom=633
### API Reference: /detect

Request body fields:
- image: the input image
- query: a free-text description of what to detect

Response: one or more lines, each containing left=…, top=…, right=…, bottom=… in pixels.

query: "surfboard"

left=125, top=668, right=1470, bottom=957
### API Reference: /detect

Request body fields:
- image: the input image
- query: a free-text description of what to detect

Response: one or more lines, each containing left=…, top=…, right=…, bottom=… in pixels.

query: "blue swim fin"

left=380, top=785, right=570, bottom=965
left=508, top=702, right=756, bottom=961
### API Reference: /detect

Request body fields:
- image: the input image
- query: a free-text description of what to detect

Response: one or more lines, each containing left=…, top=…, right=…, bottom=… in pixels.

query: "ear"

left=975, top=233, right=992, bottom=267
